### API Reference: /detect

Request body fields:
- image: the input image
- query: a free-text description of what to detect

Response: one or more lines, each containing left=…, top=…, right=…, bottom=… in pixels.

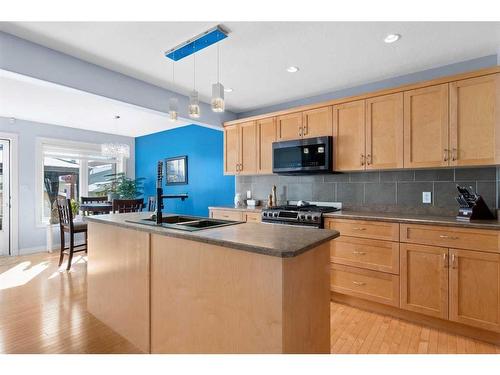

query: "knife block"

left=456, top=195, right=495, bottom=221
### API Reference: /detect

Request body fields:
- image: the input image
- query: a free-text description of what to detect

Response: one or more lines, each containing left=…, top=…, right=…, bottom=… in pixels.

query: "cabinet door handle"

left=443, top=253, right=449, bottom=268
left=439, top=235, right=459, bottom=240
left=304, top=123, right=308, bottom=135
left=299, top=127, right=303, bottom=137
left=443, top=149, right=449, bottom=162
left=451, top=253, right=457, bottom=269
left=452, top=148, right=457, bottom=161
left=366, top=154, right=372, bottom=165
left=352, top=281, right=366, bottom=286
left=360, top=154, right=365, bottom=166
left=352, top=227, right=366, bottom=231
left=352, top=251, right=366, bottom=255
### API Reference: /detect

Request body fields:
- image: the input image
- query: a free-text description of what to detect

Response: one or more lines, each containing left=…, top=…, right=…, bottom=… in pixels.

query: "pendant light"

left=168, top=56, right=179, bottom=121
left=188, top=49, right=201, bottom=119
left=211, top=44, right=225, bottom=112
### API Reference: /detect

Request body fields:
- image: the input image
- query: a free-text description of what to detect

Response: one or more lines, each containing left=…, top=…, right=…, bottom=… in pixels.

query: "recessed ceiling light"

left=224, top=87, right=233, bottom=93
left=384, top=34, right=401, bottom=44
left=286, top=66, right=299, bottom=73
left=114, top=115, right=121, bottom=119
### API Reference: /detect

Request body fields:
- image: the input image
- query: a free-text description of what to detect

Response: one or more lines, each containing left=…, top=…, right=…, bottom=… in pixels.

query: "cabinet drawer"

left=210, top=210, right=243, bottom=221
left=400, top=224, right=500, bottom=253
left=331, top=237, right=399, bottom=274
left=325, top=219, right=399, bottom=241
left=331, top=264, right=400, bottom=307
left=244, top=212, right=261, bottom=223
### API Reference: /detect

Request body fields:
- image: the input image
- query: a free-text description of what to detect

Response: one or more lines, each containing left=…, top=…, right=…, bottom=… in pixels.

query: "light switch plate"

left=422, top=191, right=432, bottom=204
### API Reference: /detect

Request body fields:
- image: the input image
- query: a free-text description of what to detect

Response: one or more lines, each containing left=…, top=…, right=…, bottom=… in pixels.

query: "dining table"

left=80, top=202, right=113, bottom=215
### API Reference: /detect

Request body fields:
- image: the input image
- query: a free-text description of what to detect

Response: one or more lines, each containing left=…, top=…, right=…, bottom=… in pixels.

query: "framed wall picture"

left=165, top=155, right=188, bottom=185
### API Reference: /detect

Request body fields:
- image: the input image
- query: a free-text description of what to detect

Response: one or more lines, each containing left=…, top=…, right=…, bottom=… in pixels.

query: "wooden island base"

left=87, top=221, right=332, bottom=354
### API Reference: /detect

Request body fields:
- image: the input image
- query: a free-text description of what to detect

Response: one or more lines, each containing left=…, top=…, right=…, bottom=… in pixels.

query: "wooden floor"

left=1, top=252, right=499, bottom=354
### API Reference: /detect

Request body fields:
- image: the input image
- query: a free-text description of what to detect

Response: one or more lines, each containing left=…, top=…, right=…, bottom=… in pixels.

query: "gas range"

left=261, top=202, right=340, bottom=228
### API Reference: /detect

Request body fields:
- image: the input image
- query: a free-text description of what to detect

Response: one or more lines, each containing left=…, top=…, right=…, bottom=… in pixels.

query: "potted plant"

left=101, top=173, right=145, bottom=200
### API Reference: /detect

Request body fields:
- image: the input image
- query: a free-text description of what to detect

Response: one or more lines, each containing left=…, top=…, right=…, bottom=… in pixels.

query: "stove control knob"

left=306, top=215, right=312, bottom=220
left=263, top=212, right=268, bottom=217
left=313, top=215, right=320, bottom=221
left=300, top=214, right=306, bottom=220
left=273, top=212, right=279, bottom=218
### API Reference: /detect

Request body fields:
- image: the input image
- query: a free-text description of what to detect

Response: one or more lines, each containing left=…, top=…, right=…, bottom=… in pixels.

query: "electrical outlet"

left=422, top=191, right=432, bottom=204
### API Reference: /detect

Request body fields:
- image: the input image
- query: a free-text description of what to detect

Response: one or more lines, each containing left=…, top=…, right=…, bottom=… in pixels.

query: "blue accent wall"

left=135, top=125, right=234, bottom=217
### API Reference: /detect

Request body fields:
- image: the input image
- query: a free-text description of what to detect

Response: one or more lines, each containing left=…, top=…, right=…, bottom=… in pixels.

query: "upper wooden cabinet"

left=224, top=125, right=240, bottom=175
left=333, top=100, right=366, bottom=171
left=365, top=93, right=404, bottom=170
left=404, top=84, right=449, bottom=168
left=450, top=74, right=500, bottom=166
left=302, top=106, right=333, bottom=138
left=224, top=68, right=500, bottom=175
left=277, top=107, right=332, bottom=141
left=239, top=121, right=258, bottom=175
left=257, top=117, right=276, bottom=174
left=277, top=112, right=303, bottom=141
left=449, top=249, right=500, bottom=333
left=223, top=122, right=257, bottom=175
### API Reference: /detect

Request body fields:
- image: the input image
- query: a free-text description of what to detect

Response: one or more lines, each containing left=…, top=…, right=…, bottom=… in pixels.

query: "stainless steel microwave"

left=272, top=136, right=333, bottom=174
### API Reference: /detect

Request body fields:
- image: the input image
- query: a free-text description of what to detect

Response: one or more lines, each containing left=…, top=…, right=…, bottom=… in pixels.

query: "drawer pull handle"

left=352, top=281, right=366, bottom=286
left=352, top=227, right=366, bottom=231
left=451, top=254, right=457, bottom=269
left=352, top=251, right=366, bottom=255
left=439, top=235, right=459, bottom=240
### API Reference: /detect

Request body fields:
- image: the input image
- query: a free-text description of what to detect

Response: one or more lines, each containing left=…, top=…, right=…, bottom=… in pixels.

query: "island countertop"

left=85, top=212, right=339, bottom=258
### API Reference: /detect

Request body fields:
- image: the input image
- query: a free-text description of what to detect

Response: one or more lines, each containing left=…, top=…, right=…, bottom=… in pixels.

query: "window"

left=37, top=139, right=125, bottom=225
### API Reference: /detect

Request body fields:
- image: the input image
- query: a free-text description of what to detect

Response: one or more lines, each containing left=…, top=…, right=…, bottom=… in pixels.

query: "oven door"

left=272, top=136, right=332, bottom=174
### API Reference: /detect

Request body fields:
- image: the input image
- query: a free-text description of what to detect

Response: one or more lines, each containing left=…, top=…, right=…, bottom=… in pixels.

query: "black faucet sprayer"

left=155, top=161, right=164, bottom=225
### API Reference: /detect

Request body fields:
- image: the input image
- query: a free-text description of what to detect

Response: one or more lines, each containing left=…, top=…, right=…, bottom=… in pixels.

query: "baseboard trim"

left=331, top=292, right=500, bottom=346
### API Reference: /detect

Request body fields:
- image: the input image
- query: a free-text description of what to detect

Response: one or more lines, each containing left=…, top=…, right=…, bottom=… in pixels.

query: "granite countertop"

left=324, top=211, right=500, bottom=230
left=85, top=212, right=339, bottom=258
left=208, top=205, right=264, bottom=212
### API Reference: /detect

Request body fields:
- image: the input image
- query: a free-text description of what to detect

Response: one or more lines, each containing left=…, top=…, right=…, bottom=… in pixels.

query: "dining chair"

left=147, top=196, right=156, bottom=212
left=112, top=198, right=144, bottom=213
left=56, top=198, right=88, bottom=271
left=81, top=196, right=109, bottom=215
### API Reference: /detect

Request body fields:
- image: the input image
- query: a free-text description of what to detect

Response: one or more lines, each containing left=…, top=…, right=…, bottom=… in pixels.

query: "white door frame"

left=0, top=132, right=19, bottom=256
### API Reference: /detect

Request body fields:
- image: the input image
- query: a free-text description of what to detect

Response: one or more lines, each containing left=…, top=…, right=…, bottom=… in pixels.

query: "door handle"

left=443, top=149, right=449, bottom=162
left=360, top=154, right=365, bottom=166
left=366, top=154, right=372, bottom=165
left=443, top=253, right=449, bottom=268
left=451, top=253, right=457, bottom=269
left=452, top=148, right=457, bottom=161
left=304, top=123, right=308, bottom=135
left=298, top=127, right=303, bottom=137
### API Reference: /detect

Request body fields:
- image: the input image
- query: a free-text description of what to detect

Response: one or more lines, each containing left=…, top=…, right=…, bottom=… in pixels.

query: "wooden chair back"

left=56, top=197, right=74, bottom=230
left=112, top=198, right=144, bottom=213
left=147, top=196, right=156, bottom=212
left=81, top=196, right=108, bottom=204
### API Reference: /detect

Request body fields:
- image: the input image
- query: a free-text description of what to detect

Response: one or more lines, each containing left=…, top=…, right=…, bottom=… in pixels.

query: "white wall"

left=0, top=116, right=135, bottom=254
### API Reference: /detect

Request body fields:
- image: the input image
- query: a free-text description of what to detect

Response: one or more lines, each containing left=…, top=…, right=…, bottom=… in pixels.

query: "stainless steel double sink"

left=126, top=215, right=243, bottom=232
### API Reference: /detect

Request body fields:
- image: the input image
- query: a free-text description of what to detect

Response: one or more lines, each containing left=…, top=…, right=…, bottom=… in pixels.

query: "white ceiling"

left=0, top=69, right=203, bottom=137
left=1, top=22, right=500, bottom=113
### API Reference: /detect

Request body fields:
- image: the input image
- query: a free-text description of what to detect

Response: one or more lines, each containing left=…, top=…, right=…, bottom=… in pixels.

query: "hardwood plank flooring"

left=330, top=302, right=500, bottom=354
left=1, top=252, right=499, bottom=354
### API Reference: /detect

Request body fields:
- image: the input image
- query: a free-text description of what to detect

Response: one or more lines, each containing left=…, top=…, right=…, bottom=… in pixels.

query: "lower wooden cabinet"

left=400, top=243, right=449, bottom=319
left=449, top=249, right=500, bottom=332
left=209, top=209, right=262, bottom=223
left=210, top=209, right=243, bottom=221
left=331, top=264, right=400, bottom=307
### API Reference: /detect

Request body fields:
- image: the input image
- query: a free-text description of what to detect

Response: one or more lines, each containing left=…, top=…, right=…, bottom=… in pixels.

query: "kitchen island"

left=85, top=212, right=339, bottom=354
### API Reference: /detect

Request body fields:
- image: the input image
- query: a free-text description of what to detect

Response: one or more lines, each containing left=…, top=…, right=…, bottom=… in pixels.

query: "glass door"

left=0, top=140, right=10, bottom=255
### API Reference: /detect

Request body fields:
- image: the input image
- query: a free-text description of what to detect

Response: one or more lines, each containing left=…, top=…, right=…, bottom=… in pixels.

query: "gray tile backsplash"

left=236, top=167, right=499, bottom=217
